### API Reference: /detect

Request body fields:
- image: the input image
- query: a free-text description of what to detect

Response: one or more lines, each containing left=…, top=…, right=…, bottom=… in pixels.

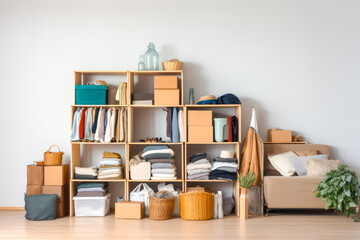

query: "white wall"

left=1, top=0, right=359, bottom=206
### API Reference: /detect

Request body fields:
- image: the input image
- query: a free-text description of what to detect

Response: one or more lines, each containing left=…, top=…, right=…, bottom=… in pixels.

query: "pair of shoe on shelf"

left=139, top=137, right=165, bottom=143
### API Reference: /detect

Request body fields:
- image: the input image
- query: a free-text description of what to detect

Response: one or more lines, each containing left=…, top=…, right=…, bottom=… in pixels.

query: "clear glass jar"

left=138, top=55, right=145, bottom=70
left=144, top=42, right=159, bottom=70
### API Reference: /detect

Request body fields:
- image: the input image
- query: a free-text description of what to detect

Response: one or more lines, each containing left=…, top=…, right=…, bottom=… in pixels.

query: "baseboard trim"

left=0, top=207, right=24, bottom=211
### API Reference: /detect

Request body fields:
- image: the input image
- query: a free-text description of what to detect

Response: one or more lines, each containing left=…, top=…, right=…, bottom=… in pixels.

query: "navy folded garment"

left=197, top=100, right=217, bottom=105
left=217, top=94, right=241, bottom=104
left=209, top=170, right=237, bottom=180
left=189, top=153, right=207, bottom=163
left=213, top=157, right=238, bottom=163
left=143, top=145, right=170, bottom=153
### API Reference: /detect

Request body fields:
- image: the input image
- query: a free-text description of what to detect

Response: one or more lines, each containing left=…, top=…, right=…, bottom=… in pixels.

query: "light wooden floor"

left=0, top=211, right=359, bottom=240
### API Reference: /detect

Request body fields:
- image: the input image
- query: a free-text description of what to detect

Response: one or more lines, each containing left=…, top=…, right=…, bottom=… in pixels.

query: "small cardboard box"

left=27, top=165, right=43, bottom=185
left=268, top=129, right=292, bottom=143
left=56, top=202, right=68, bottom=218
left=154, top=76, right=178, bottom=89
left=188, top=126, right=213, bottom=142
left=115, top=201, right=144, bottom=219
left=44, top=165, right=69, bottom=186
left=154, top=89, right=180, bottom=105
left=130, top=162, right=151, bottom=180
left=26, top=185, right=42, bottom=196
left=42, top=184, right=69, bottom=203
left=187, top=110, right=213, bottom=126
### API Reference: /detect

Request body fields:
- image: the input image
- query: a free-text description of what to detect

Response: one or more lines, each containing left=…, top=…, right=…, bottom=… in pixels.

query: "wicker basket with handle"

left=149, top=191, right=175, bottom=220
left=180, top=191, right=214, bottom=221
left=44, top=145, right=64, bottom=166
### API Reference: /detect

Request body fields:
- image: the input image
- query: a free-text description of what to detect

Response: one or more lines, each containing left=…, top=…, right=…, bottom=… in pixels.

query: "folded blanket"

left=151, top=163, right=174, bottom=169
left=144, top=153, right=173, bottom=160
left=74, top=174, right=97, bottom=179
left=187, top=172, right=209, bottom=179
left=147, top=158, right=175, bottom=164
left=76, top=191, right=107, bottom=197
left=189, top=153, right=207, bottom=163
left=74, top=170, right=98, bottom=176
left=187, top=168, right=211, bottom=175
left=98, top=173, right=121, bottom=179
left=77, top=187, right=105, bottom=192
left=99, top=168, right=121, bottom=173
left=216, top=167, right=238, bottom=173
left=188, top=175, right=209, bottom=180
left=102, top=152, right=122, bottom=159
left=213, top=157, right=238, bottom=163
left=210, top=170, right=237, bottom=180
left=77, top=182, right=108, bottom=190
left=212, top=162, right=238, bottom=171
left=143, top=145, right=170, bottom=153
left=151, top=168, right=176, bottom=174
left=141, top=148, right=175, bottom=158
left=100, top=159, right=122, bottom=166
left=151, top=176, right=177, bottom=180
left=187, top=162, right=212, bottom=170
left=152, top=173, right=176, bottom=178
left=191, top=158, right=209, bottom=164
left=99, top=165, right=122, bottom=168
left=74, top=167, right=97, bottom=171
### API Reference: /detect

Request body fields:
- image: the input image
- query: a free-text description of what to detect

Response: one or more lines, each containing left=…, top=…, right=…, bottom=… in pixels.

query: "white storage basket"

left=73, top=193, right=111, bottom=216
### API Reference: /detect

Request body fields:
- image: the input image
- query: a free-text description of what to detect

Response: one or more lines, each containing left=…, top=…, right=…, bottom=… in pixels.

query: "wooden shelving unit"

left=69, top=70, right=241, bottom=217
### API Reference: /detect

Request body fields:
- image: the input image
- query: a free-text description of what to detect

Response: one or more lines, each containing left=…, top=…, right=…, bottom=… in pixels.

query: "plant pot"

left=240, top=188, right=248, bottom=220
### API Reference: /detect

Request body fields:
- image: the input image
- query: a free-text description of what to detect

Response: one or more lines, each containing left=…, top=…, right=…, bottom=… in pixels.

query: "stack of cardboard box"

left=26, top=164, right=69, bottom=218
left=187, top=110, right=213, bottom=142
left=154, top=76, right=180, bottom=105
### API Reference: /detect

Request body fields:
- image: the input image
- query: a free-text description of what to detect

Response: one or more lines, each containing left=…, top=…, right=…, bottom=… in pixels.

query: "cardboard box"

left=26, top=185, right=42, bottom=196
left=188, top=126, right=213, bottom=142
left=44, top=164, right=69, bottom=186
left=154, top=89, right=180, bottom=105
left=56, top=202, right=68, bottom=218
left=154, top=76, right=178, bottom=89
left=268, top=129, right=292, bottom=143
left=42, top=184, right=69, bottom=203
left=187, top=110, right=213, bottom=126
left=130, top=162, right=151, bottom=180
left=115, top=201, right=144, bottom=219
left=27, top=165, right=43, bottom=185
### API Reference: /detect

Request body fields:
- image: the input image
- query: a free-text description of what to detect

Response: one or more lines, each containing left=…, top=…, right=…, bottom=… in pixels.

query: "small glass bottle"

left=144, top=42, right=159, bottom=70
left=189, top=88, right=195, bottom=104
left=138, top=55, right=145, bottom=70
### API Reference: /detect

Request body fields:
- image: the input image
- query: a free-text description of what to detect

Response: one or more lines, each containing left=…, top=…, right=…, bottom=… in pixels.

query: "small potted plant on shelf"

left=313, top=164, right=360, bottom=222
left=238, top=172, right=256, bottom=220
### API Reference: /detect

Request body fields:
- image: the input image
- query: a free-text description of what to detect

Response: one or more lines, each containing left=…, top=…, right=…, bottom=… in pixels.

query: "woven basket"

left=162, top=59, right=184, bottom=70
left=180, top=191, right=214, bottom=221
left=44, top=145, right=63, bottom=166
left=149, top=192, right=175, bottom=220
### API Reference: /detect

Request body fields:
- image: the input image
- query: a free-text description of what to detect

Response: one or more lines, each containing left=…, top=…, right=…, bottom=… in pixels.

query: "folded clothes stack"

left=187, top=153, right=212, bottom=180
left=74, top=167, right=98, bottom=179
left=141, top=145, right=177, bottom=180
left=75, top=182, right=108, bottom=197
left=210, top=151, right=238, bottom=180
left=98, top=151, right=124, bottom=179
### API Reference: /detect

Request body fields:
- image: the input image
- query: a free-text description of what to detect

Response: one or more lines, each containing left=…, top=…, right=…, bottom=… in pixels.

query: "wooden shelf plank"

left=186, top=179, right=235, bottom=182
left=72, top=105, right=128, bottom=107
left=70, top=142, right=126, bottom=145
left=185, top=104, right=241, bottom=108
left=128, top=179, right=183, bottom=182
left=186, top=142, right=240, bottom=145
left=128, top=142, right=183, bottom=145
left=74, top=71, right=128, bottom=75
left=263, top=142, right=308, bottom=144
left=130, top=105, right=183, bottom=108
left=130, top=70, right=182, bottom=75
left=71, top=178, right=126, bottom=182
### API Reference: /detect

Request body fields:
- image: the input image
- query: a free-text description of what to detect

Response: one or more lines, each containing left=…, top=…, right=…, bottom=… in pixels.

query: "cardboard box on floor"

left=187, top=110, right=213, bottom=126
left=188, top=126, right=213, bottom=142
left=27, top=165, right=43, bottom=185
left=26, top=185, right=42, bottom=196
left=154, top=76, right=178, bottom=89
left=42, top=184, right=69, bottom=203
left=154, top=89, right=180, bottom=105
left=56, top=202, right=68, bottom=218
left=44, top=164, right=69, bottom=186
left=115, top=201, right=144, bottom=219
left=268, top=129, right=292, bottom=142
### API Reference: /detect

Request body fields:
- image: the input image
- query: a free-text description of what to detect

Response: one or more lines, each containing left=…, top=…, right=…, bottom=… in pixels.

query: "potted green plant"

left=238, top=172, right=256, bottom=220
left=313, top=164, right=359, bottom=222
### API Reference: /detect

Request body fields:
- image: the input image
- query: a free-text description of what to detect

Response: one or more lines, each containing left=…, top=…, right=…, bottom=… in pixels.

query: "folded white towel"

left=151, top=176, right=177, bottom=180
left=97, top=173, right=121, bottom=179
left=151, top=168, right=176, bottom=174
left=187, top=162, right=212, bottom=170
left=100, top=159, right=122, bottom=165
left=141, top=148, right=175, bottom=158
left=152, top=173, right=176, bottom=178
left=212, top=162, right=238, bottom=171
left=187, top=168, right=211, bottom=175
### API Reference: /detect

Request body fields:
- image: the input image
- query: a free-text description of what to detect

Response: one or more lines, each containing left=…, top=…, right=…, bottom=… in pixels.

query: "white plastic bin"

left=73, top=193, right=111, bottom=216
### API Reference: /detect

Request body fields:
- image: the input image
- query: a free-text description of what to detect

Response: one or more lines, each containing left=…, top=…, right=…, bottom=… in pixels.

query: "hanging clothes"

left=92, top=108, right=100, bottom=134
left=172, top=107, right=179, bottom=142
left=110, top=108, right=117, bottom=142
left=79, top=107, right=87, bottom=139
left=228, top=116, right=232, bottom=142
left=70, top=108, right=82, bottom=141
left=164, top=108, right=173, bottom=139
left=120, top=108, right=126, bottom=142
left=95, top=108, right=105, bottom=142
left=232, top=116, right=238, bottom=142
left=104, top=108, right=112, bottom=143
left=178, top=110, right=184, bottom=142
left=84, top=107, right=94, bottom=141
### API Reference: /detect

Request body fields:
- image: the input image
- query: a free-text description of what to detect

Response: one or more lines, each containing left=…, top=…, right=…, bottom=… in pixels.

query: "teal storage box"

left=75, top=85, right=107, bottom=105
